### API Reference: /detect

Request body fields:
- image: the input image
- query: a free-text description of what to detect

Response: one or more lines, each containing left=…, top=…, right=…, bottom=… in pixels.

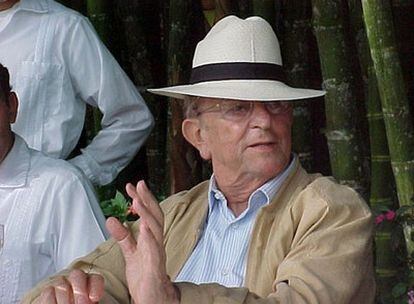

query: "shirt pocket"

left=13, top=61, right=64, bottom=152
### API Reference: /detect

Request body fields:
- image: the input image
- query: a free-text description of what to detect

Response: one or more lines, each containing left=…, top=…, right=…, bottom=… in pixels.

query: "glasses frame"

left=193, top=100, right=292, bottom=122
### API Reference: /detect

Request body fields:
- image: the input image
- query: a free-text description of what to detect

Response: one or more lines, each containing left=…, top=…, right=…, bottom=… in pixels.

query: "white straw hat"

left=148, top=15, right=325, bottom=101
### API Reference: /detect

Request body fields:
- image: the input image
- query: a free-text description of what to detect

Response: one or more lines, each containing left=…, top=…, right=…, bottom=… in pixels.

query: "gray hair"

left=183, top=95, right=201, bottom=118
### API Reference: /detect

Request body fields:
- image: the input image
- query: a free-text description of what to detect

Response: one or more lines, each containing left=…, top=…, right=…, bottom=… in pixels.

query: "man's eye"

left=266, top=102, right=290, bottom=114
left=228, top=103, right=249, bottom=114
left=266, top=103, right=281, bottom=111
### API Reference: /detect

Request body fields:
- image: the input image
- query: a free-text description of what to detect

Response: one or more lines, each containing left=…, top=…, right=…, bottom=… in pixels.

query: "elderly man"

left=0, top=63, right=108, bottom=303
left=0, top=0, right=153, bottom=186
left=23, top=16, right=374, bottom=304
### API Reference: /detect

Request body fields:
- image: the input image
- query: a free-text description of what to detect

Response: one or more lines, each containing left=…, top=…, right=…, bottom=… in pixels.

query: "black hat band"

left=190, top=62, right=286, bottom=84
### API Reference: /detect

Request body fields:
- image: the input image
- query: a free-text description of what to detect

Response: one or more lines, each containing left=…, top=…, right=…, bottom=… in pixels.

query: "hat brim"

left=148, top=80, right=325, bottom=101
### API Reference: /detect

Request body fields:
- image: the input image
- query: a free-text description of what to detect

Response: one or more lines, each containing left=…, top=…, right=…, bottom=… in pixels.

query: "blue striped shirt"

left=175, top=155, right=296, bottom=287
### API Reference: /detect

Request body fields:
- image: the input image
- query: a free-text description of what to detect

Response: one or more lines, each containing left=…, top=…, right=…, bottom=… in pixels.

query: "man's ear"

left=182, top=118, right=211, bottom=160
left=7, top=92, right=18, bottom=124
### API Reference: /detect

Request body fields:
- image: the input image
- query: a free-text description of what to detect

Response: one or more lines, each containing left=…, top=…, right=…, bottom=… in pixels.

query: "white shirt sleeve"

left=50, top=171, right=108, bottom=271
left=65, top=17, right=154, bottom=186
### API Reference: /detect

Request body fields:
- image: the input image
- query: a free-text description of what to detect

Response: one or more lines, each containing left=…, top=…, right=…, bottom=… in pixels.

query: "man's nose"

left=248, top=102, right=272, bottom=128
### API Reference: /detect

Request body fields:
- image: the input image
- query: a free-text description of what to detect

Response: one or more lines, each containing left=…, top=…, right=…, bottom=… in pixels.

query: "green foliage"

left=383, top=197, right=414, bottom=303
left=396, top=204, right=414, bottom=227
left=100, top=190, right=132, bottom=223
left=392, top=282, right=407, bottom=298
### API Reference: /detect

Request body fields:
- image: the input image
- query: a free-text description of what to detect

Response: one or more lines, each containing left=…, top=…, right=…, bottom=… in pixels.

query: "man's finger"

left=126, top=183, right=139, bottom=202
left=88, top=274, right=105, bottom=303
left=133, top=201, right=164, bottom=245
left=106, top=217, right=137, bottom=257
left=136, top=181, right=164, bottom=225
left=139, top=221, right=162, bottom=253
left=36, top=286, right=57, bottom=304
left=68, top=269, right=90, bottom=304
left=53, top=277, right=74, bottom=304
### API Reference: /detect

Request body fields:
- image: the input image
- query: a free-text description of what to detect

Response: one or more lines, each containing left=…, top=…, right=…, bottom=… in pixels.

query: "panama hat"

left=148, top=15, right=325, bottom=101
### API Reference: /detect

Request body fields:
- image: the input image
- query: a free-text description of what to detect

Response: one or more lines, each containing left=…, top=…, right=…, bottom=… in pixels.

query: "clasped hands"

left=35, top=181, right=180, bottom=304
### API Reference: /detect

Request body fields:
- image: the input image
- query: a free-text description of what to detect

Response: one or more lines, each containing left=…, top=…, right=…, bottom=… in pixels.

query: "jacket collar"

left=261, top=157, right=313, bottom=214
left=18, top=0, right=49, bottom=13
left=0, top=135, right=30, bottom=188
left=170, top=156, right=309, bottom=217
left=165, top=159, right=311, bottom=279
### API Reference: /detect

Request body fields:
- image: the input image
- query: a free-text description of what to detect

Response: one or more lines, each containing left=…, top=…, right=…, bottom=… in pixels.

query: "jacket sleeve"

left=65, top=16, right=154, bottom=186
left=21, top=221, right=138, bottom=304
left=176, top=180, right=375, bottom=304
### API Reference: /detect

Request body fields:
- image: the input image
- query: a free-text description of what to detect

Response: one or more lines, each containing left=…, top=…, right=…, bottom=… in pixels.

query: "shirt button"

left=214, top=193, right=221, bottom=200
left=221, top=269, right=229, bottom=276
left=232, top=224, right=239, bottom=230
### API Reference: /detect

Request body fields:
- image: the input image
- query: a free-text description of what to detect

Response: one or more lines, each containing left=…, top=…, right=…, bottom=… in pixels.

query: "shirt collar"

left=208, top=154, right=297, bottom=215
left=17, top=0, right=49, bottom=13
left=0, top=135, right=30, bottom=188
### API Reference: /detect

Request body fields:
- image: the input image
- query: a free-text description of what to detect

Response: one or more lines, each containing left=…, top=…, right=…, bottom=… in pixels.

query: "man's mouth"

left=248, top=142, right=276, bottom=149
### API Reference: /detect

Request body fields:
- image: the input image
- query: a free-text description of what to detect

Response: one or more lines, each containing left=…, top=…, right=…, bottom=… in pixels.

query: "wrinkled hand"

left=34, top=269, right=104, bottom=304
left=106, top=180, right=179, bottom=304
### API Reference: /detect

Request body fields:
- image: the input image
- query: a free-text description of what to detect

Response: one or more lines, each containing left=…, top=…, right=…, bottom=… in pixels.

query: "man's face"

left=190, top=97, right=293, bottom=184
left=0, top=93, right=17, bottom=163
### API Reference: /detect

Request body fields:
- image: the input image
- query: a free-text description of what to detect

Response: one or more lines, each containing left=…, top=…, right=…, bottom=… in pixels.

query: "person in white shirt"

left=0, top=0, right=154, bottom=186
left=0, top=63, right=108, bottom=303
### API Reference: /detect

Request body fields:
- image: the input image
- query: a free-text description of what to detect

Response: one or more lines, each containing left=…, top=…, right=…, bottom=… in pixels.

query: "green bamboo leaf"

left=392, top=282, right=407, bottom=298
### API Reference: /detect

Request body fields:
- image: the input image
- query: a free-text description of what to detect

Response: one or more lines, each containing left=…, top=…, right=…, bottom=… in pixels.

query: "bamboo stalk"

left=281, top=0, right=315, bottom=172
left=59, top=0, right=85, bottom=12
left=252, top=0, right=275, bottom=29
left=391, top=0, right=414, bottom=120
left=87, top=0, right=110, bottom=45
left=236, top=0, right=251, bottom=18
left=86, top=0, right=111, bottom=138
left=362, top=0, right=414, bottom=258
left=85, top=0, right=112, bottom=200
left=311, top=0, right=365, bottom=193
left=348, top=0, right=397, bottom=297
left=200, top=0, right=235, bottom=27
left=167, top=0, right=203, bottom=194
left=201, top=0, right=216, bottom=26
left=114, top=0, right=168, bottom=199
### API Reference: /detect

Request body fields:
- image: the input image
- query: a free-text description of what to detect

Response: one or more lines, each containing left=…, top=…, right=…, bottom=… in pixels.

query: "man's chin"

left=248, top=161, right=287, bottom=180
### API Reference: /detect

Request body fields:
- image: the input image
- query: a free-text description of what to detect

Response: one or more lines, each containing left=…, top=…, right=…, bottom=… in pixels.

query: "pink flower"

left=385, top=210, right=396, bottom=221
left=408, top=289, right=414, bottom=304
left=127, top=205, right=137, bottom=216
left=375, top=214, right=385, bottom=225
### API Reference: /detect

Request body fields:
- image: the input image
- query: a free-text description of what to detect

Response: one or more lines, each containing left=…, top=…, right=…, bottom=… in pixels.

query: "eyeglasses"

left=194, top=100, right=292, bottom=122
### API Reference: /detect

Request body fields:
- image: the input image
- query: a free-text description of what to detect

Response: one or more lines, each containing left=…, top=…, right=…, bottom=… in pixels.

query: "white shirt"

left=0, top=136, right=108, bottom=303
left=0, top=2, right=18, bottom=28
left=0, top=0, right=154, bottom=186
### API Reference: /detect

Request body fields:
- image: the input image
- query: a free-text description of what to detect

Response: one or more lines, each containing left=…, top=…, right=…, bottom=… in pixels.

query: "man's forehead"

left=195, top=97, right=246, bottom=104
left=194, top=96, right=294, bottom=105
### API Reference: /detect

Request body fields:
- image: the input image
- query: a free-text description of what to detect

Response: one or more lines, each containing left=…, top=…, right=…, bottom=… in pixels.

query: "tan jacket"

left=23, top=160, right=375, bottom=303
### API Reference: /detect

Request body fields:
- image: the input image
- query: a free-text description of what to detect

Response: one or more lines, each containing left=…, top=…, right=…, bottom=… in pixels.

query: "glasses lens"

left=222, top=101, right=252, bottom=121
left=265, top=102, right=291, bottom=114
